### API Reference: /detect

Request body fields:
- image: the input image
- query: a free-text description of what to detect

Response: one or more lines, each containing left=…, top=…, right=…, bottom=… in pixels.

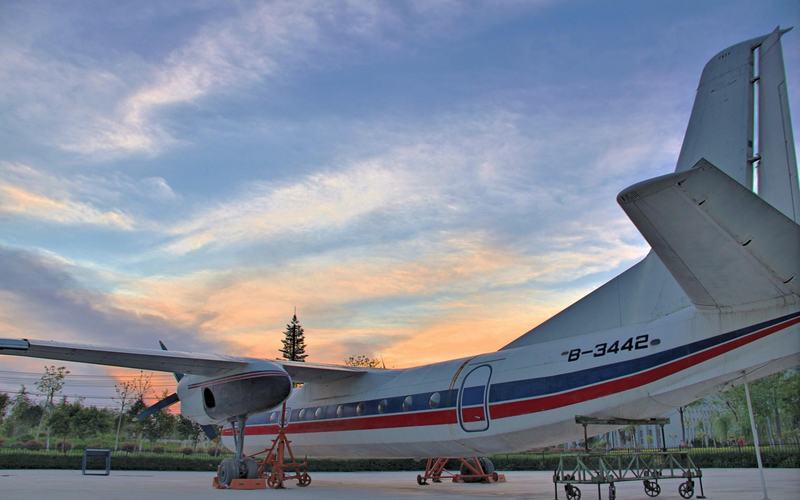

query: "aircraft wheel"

left=297, top=472, right=311, bottom=487
left=417, top=474, right=428, bottom=485
left=243, top=458, right=259, bottom=479
left=217, top=458, right=237, bottom=487
left=459, top=457, right=495, bottom=483
left=644, top=479, right=661, bottom=497
left=679, top=480, right=694, bottom=498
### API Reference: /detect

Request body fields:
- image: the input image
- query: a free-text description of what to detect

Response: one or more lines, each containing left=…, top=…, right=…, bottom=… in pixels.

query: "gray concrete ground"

left=0, top=469, right=797, bottom=499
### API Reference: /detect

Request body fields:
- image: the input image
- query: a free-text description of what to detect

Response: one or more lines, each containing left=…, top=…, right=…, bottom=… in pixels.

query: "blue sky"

left=0, top=0, right=798, bottom=403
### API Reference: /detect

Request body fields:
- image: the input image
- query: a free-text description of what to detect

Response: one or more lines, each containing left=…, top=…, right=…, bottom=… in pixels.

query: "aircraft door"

left=457, top=364, right=492, bottom=432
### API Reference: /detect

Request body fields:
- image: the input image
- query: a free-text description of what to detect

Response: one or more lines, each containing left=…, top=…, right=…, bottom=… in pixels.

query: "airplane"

left=1, top=29, right=798, bottom=488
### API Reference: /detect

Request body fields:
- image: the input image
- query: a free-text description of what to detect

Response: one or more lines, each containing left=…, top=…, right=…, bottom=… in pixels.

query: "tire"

left=217, top=458, right=238, bottom=487
left=679, top=480, right=694, bottom=499
left=298, top=472, right=311, bottom=487
left=459, top=457, right=495, bottom=483
left=243, top=458, right=259, bottom=479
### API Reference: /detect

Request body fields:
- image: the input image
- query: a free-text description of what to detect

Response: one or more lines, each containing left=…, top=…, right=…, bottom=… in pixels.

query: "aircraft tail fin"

left=618, top=159, right=800, bottom=309
left=676, top=27, right=799, bottom=222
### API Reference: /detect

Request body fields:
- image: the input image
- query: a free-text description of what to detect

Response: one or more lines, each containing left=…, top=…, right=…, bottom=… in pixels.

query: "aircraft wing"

left=278, top=359, right=370, bottom=384
left=0, top=338, right=249, bottom=376
left=0, top=337, right=370, bottom=382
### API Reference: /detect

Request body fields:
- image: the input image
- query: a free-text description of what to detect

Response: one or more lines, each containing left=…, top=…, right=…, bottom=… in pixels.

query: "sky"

left=0, top=0, right=798, bottom=407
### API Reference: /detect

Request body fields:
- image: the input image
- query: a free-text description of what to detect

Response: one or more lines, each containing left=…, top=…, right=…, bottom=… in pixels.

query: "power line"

left=0, top=378, right=176, bottom=389
left=0, top=369, right=176, bottom=380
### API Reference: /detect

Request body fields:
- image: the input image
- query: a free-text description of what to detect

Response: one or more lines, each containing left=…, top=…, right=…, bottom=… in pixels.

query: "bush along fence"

left=1, top=444, right=798, bottom=471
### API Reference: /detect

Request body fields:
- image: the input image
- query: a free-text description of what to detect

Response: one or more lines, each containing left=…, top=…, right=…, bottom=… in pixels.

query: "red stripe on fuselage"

left=223, top=315, right=799, bottom=437
left=489, top=313, right=800, bottom=419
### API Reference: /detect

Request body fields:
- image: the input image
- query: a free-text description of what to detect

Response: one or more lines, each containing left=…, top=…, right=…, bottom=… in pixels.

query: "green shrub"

left=152, top=446, right=164, bottom=454
left=180, top=447, right=193, bottom=455
left=20, top=440, right=43, bottom=451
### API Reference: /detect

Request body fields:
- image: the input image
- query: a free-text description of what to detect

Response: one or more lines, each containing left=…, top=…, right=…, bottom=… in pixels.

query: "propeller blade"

left=158, top=340, right=184, bottom=382
left=136, top=392, right=179, bottom=421
left=201, top=424, right=219, bottom=440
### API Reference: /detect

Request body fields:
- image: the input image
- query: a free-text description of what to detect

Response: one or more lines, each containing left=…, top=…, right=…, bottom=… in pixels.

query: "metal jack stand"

left=256, top=402, right=311, bottom=489
left=417, top=457, right=505, bottom=485
left=553, top=416, right=706, bottom=500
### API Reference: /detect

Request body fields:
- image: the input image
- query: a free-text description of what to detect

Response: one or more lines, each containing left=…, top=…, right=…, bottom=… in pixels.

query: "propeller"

left=135, top=341, right=219, bottom=440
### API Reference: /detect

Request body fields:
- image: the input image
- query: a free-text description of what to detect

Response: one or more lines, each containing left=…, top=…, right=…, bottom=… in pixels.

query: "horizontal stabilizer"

left=618, top=159, right=800, bottom=308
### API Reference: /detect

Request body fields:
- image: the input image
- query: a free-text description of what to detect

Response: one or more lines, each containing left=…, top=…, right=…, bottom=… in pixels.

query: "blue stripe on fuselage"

left=247, top=310, right=799, bottom=425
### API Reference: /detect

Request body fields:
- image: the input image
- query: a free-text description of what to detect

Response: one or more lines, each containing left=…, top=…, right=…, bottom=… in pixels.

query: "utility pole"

left=743, top=372, right=769, bottom=500
left=679, top=406, right=686, bottom=447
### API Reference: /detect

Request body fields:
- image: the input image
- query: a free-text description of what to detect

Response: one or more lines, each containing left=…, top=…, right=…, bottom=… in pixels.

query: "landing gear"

left=215, top=415, right=258, bottom=488
left=459, top=457, right=496, bottom=483
left=212, top=405, right=311, bottom=490
left=417, top=457, right=504, bottom=485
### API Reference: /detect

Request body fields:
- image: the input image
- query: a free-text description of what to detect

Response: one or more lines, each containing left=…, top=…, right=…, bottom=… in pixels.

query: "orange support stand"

left=212, top=403, right=311, bottom=490
left=417, top=457, right=505, bottom=485
left=254, top=403, right=311, bottom=489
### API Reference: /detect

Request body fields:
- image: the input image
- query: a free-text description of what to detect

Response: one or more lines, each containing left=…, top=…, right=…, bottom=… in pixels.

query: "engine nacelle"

left=178, top=361, right=291, bottom=425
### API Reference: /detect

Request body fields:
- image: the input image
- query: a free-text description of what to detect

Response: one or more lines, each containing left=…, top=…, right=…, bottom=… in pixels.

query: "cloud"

left=156, top=100, right=679, bottom=258
left=163, top=161, right=425, bottom=254
left=0, top=1, right=555, bottom=159
left=0, top=245, right=216, bottom=352
left=0, top=162, right=183, bottom=230
left=0, top=183, right=134, bottom=229
left=112, top=226, right=647, bottom=365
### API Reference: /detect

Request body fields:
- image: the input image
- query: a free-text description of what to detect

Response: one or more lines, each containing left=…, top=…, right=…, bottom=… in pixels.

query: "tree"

left=35, top=365, right=69, bottom=447
left=344, top=355, right=383, bottom=368
left=715, top=414, right=732, bottom=443
left=3, top=386, right=43, bottom=438
left=47, top=400, right=76, bottom=454
left=176, top=415, right=203, bottom=449
left=0, top=392, right=9, bottom=423
left=141, top=391, right=177, bottom=447
left=121, top=371, right=154, bottom=452
left=280, top=313, right=308, bottom=362
left=113, top=379, right=135, bottom=451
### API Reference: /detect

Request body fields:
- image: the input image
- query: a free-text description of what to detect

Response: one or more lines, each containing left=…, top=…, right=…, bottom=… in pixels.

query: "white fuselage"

left=222, top=299, right=800, bottom=458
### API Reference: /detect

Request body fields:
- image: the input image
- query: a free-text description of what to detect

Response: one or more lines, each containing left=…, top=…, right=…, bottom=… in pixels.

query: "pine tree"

left=280, top=313, right=308, bottom=362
